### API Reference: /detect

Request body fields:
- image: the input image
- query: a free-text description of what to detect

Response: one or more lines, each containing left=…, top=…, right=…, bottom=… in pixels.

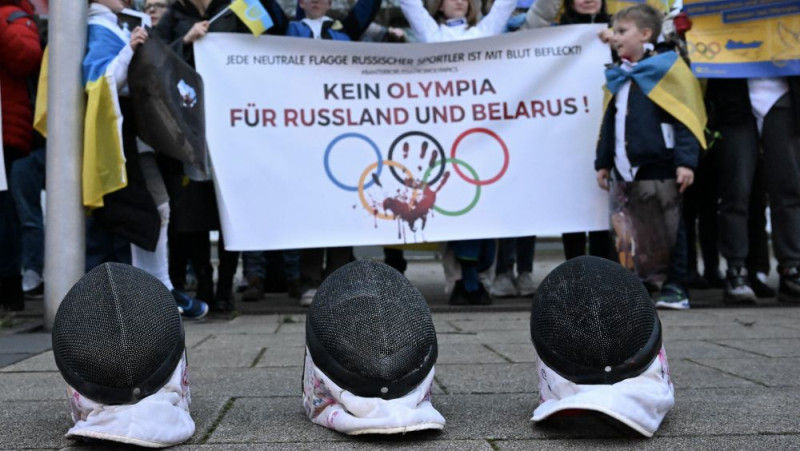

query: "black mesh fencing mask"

left=52, top=263, right=185, bottom=405
left=530, top=256, right=662, bottom=385
left=306, top=260, right=437, bottom=400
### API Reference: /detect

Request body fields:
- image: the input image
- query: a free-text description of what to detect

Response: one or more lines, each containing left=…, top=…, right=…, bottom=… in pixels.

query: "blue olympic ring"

left=324, top=133, right=383, bottom=192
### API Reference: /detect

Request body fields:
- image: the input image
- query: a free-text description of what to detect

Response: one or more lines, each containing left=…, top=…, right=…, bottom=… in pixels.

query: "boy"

left=595, top=4, right=706, bottom=309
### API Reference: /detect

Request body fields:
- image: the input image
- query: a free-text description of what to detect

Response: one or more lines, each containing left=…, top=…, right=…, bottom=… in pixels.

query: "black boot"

left=0, top=276, right=25, bottom=311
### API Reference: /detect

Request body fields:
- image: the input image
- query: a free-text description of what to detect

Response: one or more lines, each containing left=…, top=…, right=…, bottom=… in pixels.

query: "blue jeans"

left=9, top=147, right=45, bottom=275
left=85, top=215, right=131, bottom=272
left=243, top=250, right=300, bottom=280
left=450, top=239, right=496, bottom=292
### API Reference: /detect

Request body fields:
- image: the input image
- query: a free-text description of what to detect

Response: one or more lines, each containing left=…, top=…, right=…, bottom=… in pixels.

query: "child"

left=595, top=4, right=706, bottom=309
left=83, top=0, right=209, bottom=318
left=400, top=0, right=516, bottom=42
left=264, top=0, right=382, bottom=40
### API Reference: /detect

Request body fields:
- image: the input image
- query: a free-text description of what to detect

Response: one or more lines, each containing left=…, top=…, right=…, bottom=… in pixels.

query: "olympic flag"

left=194, top=25, right=611, bottom=251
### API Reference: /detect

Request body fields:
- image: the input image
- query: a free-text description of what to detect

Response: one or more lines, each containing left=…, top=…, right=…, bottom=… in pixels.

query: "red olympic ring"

left=450, top=128, right=509, bottom=186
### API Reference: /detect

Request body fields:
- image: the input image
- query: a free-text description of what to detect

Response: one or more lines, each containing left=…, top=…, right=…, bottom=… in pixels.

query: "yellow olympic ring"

left=688, top=41, right=721, bottom=60
left=358, top=160, right=419, bottom=221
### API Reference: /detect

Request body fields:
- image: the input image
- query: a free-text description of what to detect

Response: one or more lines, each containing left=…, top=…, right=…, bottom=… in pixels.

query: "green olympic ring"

left=422, top=157, right=481, bottom=216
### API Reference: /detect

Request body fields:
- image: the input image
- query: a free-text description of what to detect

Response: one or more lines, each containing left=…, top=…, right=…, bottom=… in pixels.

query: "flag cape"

left=604, top=51, right=707, bottom=149
left=81, top=16, right=129, bottom=208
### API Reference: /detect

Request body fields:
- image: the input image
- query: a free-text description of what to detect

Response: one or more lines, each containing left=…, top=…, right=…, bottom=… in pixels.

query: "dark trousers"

left=561, top=231, right=612, bottom=261
left=300, top=247, right=354, bottom=288
left=717, top=96, right=800, bottom=269
left=683, top=147, right=720, bottom=276
left=496, top=236, right=536, bottom=274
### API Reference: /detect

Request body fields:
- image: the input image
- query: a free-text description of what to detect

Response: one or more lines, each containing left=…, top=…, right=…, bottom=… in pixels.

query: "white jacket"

left=399, top=0, right=517, bottom=42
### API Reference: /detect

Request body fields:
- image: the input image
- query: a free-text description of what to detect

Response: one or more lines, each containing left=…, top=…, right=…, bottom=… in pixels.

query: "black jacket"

left=596, top=80, right=700, bottom=180
left=705, top=77, right=800, bottom=134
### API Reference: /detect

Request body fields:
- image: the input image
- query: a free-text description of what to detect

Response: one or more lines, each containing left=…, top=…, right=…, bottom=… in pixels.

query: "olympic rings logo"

left=687, top=41, right=721, bottom=60
left=324, top=128, right=509, bottom=229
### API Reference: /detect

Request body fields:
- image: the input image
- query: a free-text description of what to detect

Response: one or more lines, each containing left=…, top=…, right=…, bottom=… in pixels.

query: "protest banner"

left=195, top=25, right=611, bottom=251
left=685, top=0, right=800, bottom=77
left=0, top=86, right=6, bottom=191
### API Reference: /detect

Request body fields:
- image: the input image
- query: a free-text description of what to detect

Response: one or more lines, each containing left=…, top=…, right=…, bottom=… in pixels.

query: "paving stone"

left=447, top=317, right=531, bottom=333
left=188, top=347, right=263, bottom=368
left=190, top=332, right=304, bottom=350
left=495, top=435, right=800, bottom=450
left=254, top=346, right=306, bottom=368
left=0, top=333, right=52, bottom=354
left=710, top=338, right=800, bottom=358
left=485, top=344, right=537, bottom=363
left=662, top=340, right=757, bottom=359
left=0, top=372, right=66, bottom=401
left=690, top=357, right=800, bottom=387
left=190, top=366, right=302, bottom=398
left=436, top=343, right=510, bottom=365
left=0, top=353, right=32, bottom=368
left=662, top=323, right=800, bottom=341
left=1, top=400, right=74, bottom=449
left=434, top=363, right=536, bottom=394
left=668, top=358, right=758, bottom=389
left=0, top=350, right=56, bottom=372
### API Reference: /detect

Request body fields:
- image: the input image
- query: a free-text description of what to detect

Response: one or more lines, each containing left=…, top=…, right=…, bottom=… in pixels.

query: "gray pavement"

left=2, top=244, right=800, bottom=449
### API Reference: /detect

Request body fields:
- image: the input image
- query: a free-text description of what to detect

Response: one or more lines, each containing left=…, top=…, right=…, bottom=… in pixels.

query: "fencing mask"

left=529, top=256, right=674, bottom=437
left=52, top=263, right=195, bottom=447
left=303, top=259, right=445, bottom=434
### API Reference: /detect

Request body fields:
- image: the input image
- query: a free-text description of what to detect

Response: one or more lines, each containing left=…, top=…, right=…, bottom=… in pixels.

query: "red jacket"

left=0, top=0, right=42, bottom=157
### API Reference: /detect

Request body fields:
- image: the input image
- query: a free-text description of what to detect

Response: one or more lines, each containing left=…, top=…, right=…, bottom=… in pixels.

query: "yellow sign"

left=685, top=0, right=800, bottom=77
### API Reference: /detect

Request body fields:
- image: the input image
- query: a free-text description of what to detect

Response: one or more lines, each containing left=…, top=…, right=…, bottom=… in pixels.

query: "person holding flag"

left=48, top=0, right=211, bottom=319
left=152, top=0, right=278, bottom=312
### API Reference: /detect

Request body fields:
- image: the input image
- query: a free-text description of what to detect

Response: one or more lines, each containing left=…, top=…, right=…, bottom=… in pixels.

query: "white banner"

left=195, top=25, right=611, bottom=251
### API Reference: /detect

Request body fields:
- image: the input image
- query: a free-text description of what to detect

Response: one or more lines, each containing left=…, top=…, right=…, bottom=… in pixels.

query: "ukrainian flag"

left=604, top=51, right=708, bottom=149
left=231, top=0, right=273, bottom=36
left=33, top=17, right=129, bottom=209
left=82, top=17, right=129, bottom=208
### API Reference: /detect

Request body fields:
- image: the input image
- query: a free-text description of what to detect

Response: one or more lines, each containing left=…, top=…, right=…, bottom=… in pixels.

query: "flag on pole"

left=230, top=0, right=273, bottom=36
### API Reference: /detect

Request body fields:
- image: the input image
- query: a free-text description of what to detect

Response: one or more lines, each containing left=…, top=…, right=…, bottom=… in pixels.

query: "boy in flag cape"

left=33, top=0, right=210, bottom=319
left=594, top=4, right=706, bottom=310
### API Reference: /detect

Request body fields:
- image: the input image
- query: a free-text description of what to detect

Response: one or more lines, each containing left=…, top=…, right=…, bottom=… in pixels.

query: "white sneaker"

left=22, top=269, right=44, bottom=295
left=516, top=272, right=536, bottom=297
left=300, top=288, right=317, bottom=307
left=491, top=273, right=518, bottom=297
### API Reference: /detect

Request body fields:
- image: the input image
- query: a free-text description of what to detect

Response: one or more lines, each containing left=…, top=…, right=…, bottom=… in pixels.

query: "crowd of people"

left=1, top=0, right=800, bottom=317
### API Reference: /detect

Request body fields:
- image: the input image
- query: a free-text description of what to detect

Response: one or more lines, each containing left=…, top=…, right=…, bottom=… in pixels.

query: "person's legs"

left=561, top=232, right=586, bottom=260
left=324, top=247, right=354, bottom=277
left=491, top=238, right=517, bottom=297
left=0, top=181, right=23, bottom=311
left=282, top=249, right=302, bottom=298
left=383, top=247, right=407, bottom=274
left=215, top=232, right=240, bottom=311
left=587, top=230, right=612, bottom=260
left=761, top=100, right=800, bottom=302
left=300, top=248, right=324, bottom=306
left=9, top=147, right=45, bottom=294
left=515, top=236, right=536, bottom=297
left=241, top=251, right=266, bottom=302
left=746, top=154, right=775, bottom=297
left=716, top=118, right=759, bottom=302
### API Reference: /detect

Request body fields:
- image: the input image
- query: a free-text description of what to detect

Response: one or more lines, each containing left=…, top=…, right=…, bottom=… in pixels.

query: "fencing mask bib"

left=303, top=260, right=445, bottom=434
left=529, top=256, right=674, bottom=437
left=52, top=263, right=194, bottom=447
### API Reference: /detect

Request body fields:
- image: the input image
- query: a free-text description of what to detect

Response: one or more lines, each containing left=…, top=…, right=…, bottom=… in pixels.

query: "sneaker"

left=172, top=289, right=209, bottom=319
left=242, top=276, right=265, bottom=302
left=22, top=269, right=44, bottom=298
left=516, top=272, right=536, bottom=297
left=779, top=267, right=800, bottom=304
left=723, top=267, right=757, bottom=304
left=490, top=273, right=517, bottom=297
left=300, top=288, right=317, bottom=307
left=655, top=283, right=690, bottom=310
left=749, top=272, right=776, bottom=298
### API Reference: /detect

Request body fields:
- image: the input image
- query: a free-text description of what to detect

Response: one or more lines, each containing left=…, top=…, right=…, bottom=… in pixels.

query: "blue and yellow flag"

left=604, top=51, right=708, bottom=149
left=80, top=17, right=129, bottom=208
left=230, top=0, right=273, bottom=36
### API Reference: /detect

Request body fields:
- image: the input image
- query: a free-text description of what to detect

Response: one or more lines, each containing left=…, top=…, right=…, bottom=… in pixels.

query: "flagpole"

left=208, top=4, right=232, bottom=24
left=44, top=1, right=88, bottom=329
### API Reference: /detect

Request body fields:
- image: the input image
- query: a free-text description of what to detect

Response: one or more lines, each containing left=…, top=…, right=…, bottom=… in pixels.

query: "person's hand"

left=676, top=166, right=694, bottom=193
left=130, top=26, right=148, bottom=50
left=598, top=28, right=613, bottom=43
left=386, top=27, right=406, bottom=42
left=596, top=169, right=610, bottom=191
left=183, top=21, right=209, bottom=44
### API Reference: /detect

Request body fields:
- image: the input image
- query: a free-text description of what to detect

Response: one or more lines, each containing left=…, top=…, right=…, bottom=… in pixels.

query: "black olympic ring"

left=387, top=131, right=447, bottom=187
left=688, top=41, right=721, bottom=60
